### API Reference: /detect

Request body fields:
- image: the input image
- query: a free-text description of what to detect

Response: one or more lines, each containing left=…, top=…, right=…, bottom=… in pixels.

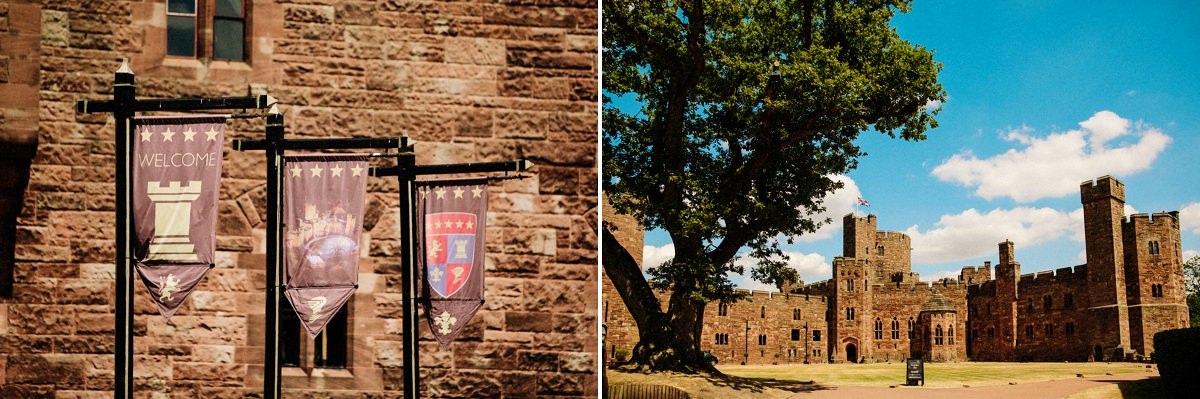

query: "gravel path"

left=789, top=370, right=1157, bottom=399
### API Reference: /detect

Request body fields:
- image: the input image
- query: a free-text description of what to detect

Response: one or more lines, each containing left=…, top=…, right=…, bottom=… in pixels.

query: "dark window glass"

left=213, top=0, right=246, bottom=61
left=280, top=300, right=302, bottom=367
left=167, top=15, right=197, bottom=57
left=813, top=330, right=821, bottom=341
left=792, top=329, right=801, bottom=341
left=314, top=304, right=349, bottom=368
left=168, top=0, right=196, bottom=13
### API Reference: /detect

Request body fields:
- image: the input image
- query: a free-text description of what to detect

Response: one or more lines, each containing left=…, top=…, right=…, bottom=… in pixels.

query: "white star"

left=453, top=187, right=464, bottom=199
left=465, top=220, right=474, bottom=230
left=434, top=220, right=443, bottom=229
left=331, top=165, right=344, bottom=177
left=161, top=127, right=175, bottom=142
left=420, top=190, right=428, bottom=200
left=310, top=165, right=324, bottom=177
left=183, top=127, right=197, bottom=141
left=139, top=128, right=153, bottom=142
left=455, top=220, right=464, bottom=229
left=435, top=188, right=447, bottom=199
left=290, top=165, right=302, bottom=177
left=471, top=187, right=483, bottom=198
left=204, top=127, right=220, bottom=141
left=351, top=164, right=364, bottom=177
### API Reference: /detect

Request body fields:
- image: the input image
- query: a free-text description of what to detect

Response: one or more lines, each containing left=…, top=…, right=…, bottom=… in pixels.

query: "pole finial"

left=116, top=58, right=132, bottom=74
left=268, top=103, right=281, bottom=115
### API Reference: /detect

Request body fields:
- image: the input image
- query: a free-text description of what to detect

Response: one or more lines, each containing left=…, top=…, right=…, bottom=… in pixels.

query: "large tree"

left=603, top=0, right=944, bottom=371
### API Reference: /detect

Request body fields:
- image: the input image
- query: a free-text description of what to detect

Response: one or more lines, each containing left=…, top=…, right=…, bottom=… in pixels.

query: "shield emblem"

left=425, top=212, right=477, bottom=298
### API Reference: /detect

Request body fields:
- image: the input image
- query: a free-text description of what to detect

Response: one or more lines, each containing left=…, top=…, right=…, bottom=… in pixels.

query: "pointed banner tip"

left=265, top=94, right=277, bottom=107
left=116, top=58, right=132, bottom=74
left=519, top=159, right=534, bottom=171
left=268, top=104, right=281, bottom=115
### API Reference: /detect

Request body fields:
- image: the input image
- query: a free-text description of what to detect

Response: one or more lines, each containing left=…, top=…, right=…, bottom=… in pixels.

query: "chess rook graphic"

left=146, top=181, right=203, bottom=261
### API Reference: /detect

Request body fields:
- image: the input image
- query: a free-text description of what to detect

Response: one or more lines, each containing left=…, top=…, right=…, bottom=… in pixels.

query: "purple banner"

left=132, top=115, right=226, bottom=320
left=417, top=179, right=487, bottom=348
left=283, top=154, right=368, bottom=338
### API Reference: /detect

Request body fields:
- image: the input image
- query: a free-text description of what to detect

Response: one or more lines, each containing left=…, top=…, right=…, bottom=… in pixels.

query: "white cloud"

left=923, top=270, right=961, bottom=282
left=641, top=244, right=675, bottom=270
left=1182, top=249, right=1199, bottom=261
left=924, top=99, right=943, bottom=112
left=904, top=207, right=1073, bottom=264
left=932, top=111, right=1171, bottom=202
left=735, top=251, right=832, bottom=291
left=792, top=175, right=862, bottom=243
left=1180, top=202, right=1200, bottom=235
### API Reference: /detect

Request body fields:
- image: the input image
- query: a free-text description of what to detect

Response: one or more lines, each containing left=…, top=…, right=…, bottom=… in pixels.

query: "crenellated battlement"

left=1080, top=175, right=1126, bottom=204
left=1123, top=211, right=1181, bottom=229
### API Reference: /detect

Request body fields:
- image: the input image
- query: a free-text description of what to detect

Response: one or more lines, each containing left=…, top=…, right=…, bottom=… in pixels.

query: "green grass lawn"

left=719, top=362, right=1155, bottom=388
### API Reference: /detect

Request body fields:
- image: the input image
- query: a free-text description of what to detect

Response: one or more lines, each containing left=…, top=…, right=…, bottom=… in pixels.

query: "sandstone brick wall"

left=0, top=0, right=597, bottom=397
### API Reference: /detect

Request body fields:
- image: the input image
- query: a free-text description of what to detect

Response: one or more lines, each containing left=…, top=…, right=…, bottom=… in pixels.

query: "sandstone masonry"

left=0, top=1, right=598, bottom=397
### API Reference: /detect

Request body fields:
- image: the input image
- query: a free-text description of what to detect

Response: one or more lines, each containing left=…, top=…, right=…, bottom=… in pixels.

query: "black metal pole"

left=114, top=62, right=135, bottom=399
left=398, top=150, right=419, bottom=399
left=263, top=111, right=284, bottom=399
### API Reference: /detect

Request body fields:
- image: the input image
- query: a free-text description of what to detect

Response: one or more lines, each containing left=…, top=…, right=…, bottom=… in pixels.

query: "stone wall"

left=0, top=0, right=597, bottom=397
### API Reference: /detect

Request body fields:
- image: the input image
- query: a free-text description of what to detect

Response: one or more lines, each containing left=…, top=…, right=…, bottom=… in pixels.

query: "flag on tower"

left=282, top=154, right=369, bottom=338
left=131, top=115, right=226, bottom=320
left=857, top=196, right=871, bottom=207
left=417, top=179, right=488, bottom=349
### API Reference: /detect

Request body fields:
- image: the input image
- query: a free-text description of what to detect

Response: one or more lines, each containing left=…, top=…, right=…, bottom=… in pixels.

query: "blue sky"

left=613, top=0, right=1200, bottom=290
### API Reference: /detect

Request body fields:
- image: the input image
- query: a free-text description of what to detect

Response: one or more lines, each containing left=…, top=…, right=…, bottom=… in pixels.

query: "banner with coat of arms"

left=282, top=154, right=369, bottom=338
left=132, top=115, right=226, bottom=320
left=416, top=179, right=487, bottom=348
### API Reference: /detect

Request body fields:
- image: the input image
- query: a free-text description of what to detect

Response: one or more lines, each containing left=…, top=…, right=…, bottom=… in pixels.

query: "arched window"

left=793, top=308, right=802, bottom=320
left=891, top=318, right=900, bottom=339
left=1044, top=295, right=1052, bottom=310
left=908, top=317, right=915, bottom=339
left=874, top=318, right=883, bottom=339
left=948, top=326, right=955, bottom=344
left=1149, top=241, right=1160, bottom=255
left=1065, top=292, right=1074, bottom=308
left=935, top=325, right=944, bottom=345
left=761, top=306, right=766, bottom=318
left=718, top=302, right=728, bottom=316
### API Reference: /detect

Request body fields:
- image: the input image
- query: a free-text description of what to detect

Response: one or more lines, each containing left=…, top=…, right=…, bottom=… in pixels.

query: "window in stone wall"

left=758, top=334, right=767, bottom=345
left=908, top=318, right=915, bottom=339
left=281, top=297, right=349, bottom=369
left=167, top=0, right=199, bottom=56
left=792, top=329, right=801, bottom=341
left=848, top=279, right=854, bottom=292
left=718, top=302, right=728, bottom=316
left=878, top=246, right=884, bottom=256
left=935, top=325, right=944, bottom=345
left=874, top=318, right=883, bottom=339
left=214, top=0, right=247, bottom=60
left=1152, top=284, right=1164, bottom=298
left=167, top=0, right=249, bottom=60
left=813, top=330, right=821, bottom=341
left=1066, top=322, right=1075, bottom=335
left=1027, top=299, right=1033, bottom=312
left=761, top=305, right=766, bottom=318
left=846, top=307, right=855, bottom=320
left=1065, top=292, right=1074, bottom=308
left=891, top=319, right=900, bottom=339
left=1149, top=241, right=1160, bottom=255
left=1025, top=324, right=1033, bottom=337
left=1044, top=323, right=1053, bottom=336
left=1044, top=295, right=1052, bottom=311
left=793, top=308, right=802, bottom=320
left=988, top=327, right=994, bottom=338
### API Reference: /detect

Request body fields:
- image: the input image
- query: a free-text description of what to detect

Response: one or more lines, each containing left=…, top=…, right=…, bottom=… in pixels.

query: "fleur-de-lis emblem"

left=429, top=267, right=444, bottom=283
left=434, top=311, right=457, bottom=335
left=159, top=273, right=180, bottom=302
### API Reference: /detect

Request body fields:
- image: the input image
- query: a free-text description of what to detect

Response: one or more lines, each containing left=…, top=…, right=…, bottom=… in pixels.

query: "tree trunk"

left=602, top=229, right=716, bottom=372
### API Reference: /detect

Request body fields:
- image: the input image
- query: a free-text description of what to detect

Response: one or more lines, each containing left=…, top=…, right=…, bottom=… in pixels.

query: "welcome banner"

left=282, top=154, right=369, bottom=338
left=416, top=179, right=487, bottom=348
left=132, top=115, right=226, bottom=320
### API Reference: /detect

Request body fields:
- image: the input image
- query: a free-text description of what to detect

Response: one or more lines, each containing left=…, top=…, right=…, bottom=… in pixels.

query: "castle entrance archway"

left=846, top=343, right=858, bottom=363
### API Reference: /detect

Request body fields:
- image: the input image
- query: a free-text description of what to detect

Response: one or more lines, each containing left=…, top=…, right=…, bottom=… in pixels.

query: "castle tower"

left=831, top=257, right=872, bottom=363
left=993, top=240, right=1020, bottom=361
left=1080, top=176, right=1131, bottom=360
left=1122, top=211, right=1189, bottom=357
left=912, top=291, right=960, bottom=362
left=843, top=214, right=877, bottom=259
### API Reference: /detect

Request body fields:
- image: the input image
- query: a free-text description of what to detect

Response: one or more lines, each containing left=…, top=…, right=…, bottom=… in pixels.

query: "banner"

left=132, top=115, right=226, bottom=320
left=283, top=154, right=368, bottom=338
left=417, top=179, right=487, bottom=348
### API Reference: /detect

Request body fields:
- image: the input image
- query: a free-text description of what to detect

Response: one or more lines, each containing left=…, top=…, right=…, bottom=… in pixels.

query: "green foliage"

left=1186, top=256, right=1199, bottom=327
left=616, top=349, right=631, bottom=362
left=604, top=0, right=943, bottom=303
left=1152, top=327, right=1200, bottom=395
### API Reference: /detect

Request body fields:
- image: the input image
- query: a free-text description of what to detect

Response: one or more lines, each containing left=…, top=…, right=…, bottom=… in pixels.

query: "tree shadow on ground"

left=1112, top=377, right=1181, bottom=399
left=702, top=373, right=833, bottom=394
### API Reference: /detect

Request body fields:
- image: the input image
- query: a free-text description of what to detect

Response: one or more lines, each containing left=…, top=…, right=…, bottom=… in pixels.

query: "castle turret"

left=831, top=257, right=872, bottom=363
left=843, top=214, right=877, bottom=259
left=1080, top=176, right=1131, bottom=360
left=993, top=240, right=1020, bottom=360
left=1122, top=211, right=1189, bottom=356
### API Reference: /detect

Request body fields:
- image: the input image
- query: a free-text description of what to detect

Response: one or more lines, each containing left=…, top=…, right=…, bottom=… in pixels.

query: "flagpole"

left=113, top=60, right=135, bottom=399
left=263, top=108, right=284, bottom=399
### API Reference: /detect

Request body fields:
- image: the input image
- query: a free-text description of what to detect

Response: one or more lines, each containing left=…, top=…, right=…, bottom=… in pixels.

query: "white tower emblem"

left=146, top=181, right=203, bottom=261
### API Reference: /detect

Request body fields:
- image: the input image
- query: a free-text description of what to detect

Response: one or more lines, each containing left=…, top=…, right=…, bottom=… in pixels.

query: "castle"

left=603, top=175, right=1190, bottom=365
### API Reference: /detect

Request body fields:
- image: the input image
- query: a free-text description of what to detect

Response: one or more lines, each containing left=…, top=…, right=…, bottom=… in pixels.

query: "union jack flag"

left=857, top=197, right=871, bottom=207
